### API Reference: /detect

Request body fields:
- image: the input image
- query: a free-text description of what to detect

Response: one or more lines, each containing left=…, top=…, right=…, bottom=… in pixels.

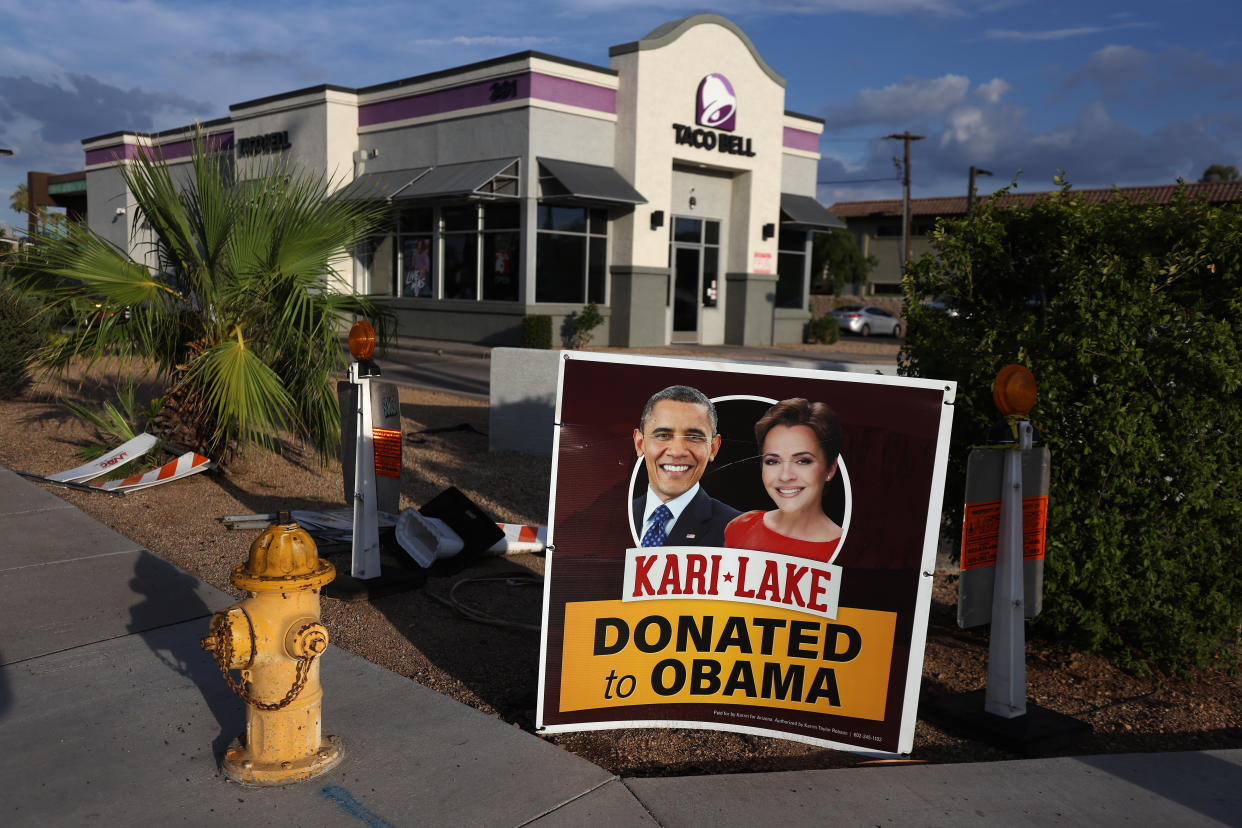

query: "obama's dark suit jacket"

left=631, top=486, right=740, bottom=548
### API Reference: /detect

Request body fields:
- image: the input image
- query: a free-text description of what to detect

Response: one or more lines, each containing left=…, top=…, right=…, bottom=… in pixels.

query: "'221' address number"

left=490, top=79, right=519, bottom=102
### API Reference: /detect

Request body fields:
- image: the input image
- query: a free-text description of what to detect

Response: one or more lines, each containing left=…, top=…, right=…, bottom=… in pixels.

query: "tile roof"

left=828, top=181, right=1242, bottom=219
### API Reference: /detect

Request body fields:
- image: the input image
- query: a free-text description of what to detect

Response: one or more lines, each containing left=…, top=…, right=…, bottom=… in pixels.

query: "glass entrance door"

left=672, top=245, right=701, bottom=341
left=669, top=216, right=720, bottom=343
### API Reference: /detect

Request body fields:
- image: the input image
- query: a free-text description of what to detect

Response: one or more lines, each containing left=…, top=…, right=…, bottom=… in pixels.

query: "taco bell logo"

left=696, top=74, right=736, bottom=132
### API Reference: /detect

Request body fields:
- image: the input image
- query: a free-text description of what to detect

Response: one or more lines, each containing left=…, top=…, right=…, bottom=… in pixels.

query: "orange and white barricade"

left=47, top=433, right=159, bottom=483
left=91, top=451, right=215, bottom=493
left=489, top=523, right=547, bottom=555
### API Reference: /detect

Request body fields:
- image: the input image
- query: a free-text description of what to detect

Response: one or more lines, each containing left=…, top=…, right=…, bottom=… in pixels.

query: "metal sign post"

left=985, top=419, right=1032, bottom=718
left=345, top=321, right=382, bottom=581
left=349, top=358, right=381, bottom=580
left=922, top=364, right=1090, bottom=753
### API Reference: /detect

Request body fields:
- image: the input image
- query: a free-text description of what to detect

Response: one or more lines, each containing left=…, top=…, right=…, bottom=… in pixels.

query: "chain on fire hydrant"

left=201, top=513, right=342, bottom=786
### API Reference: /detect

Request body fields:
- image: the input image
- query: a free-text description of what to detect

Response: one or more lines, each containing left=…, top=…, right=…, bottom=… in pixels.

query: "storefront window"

left=673, top=217, right=700, bottom=243
left=397, top=207, right=433, bottom=297
left=535, top=205, right=607, bottom=304
left=357, top=232, right=395, bottom=296
left=401, top=238, right=433, bottom=297
left=482, top=203, right=521, bottom=301
left=775, top=227, right=808, bottom=309
left=443, top=230, right=479, bottom=300
left=418, top=203, right=522, bottom=302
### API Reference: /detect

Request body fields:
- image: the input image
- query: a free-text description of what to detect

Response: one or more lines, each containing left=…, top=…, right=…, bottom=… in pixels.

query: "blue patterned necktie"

left=642, top=504, right=672, bottom=547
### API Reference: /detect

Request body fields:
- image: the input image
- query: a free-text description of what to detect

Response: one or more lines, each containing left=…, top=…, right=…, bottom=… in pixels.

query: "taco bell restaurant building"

left=80, top=14, right=841, bottom=347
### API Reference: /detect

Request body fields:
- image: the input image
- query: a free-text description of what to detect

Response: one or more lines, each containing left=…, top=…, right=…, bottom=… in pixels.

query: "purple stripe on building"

left=359, top=72, right=615, bottom=127
left=528, top=73, right=615, bottom=114
left=85, top=132, right=234, bottom=166
left=783, top=127, right=819, bottom=153
left=85, top=144, right=139, bottom=166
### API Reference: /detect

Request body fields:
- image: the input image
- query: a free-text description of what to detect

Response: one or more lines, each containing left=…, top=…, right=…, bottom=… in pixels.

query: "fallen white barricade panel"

left=221, top=511, right=547, bottom=557
left=47, top=433, right=160, bottom=483
left=91, top=451, right=215, bottom=492
left=222, top=510, right=398, bottom=542
left=491, top=523, right=547, bottom=554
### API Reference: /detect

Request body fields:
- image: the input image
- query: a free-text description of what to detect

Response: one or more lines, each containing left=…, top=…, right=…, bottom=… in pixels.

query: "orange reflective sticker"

left=372, top=427, right=402, bottom=479
left=960, top=495, right=1047, bottom=570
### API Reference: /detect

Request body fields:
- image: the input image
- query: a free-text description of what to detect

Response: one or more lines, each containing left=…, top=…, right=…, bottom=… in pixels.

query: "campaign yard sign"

left=536, top=353, right=956, bottom=756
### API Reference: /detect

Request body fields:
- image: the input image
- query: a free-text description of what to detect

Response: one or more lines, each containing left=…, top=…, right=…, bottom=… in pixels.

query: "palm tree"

left=9, top=183, right=28, bottom=217
left=20, top=131, right=390, bottom=462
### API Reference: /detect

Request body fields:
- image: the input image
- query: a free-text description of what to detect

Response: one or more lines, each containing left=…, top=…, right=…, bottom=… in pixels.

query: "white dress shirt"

left=640, top=483, right=700, bottom=542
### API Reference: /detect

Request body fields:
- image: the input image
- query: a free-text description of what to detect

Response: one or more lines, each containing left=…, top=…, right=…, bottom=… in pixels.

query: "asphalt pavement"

left=1, top=464, right=1239, bottom=826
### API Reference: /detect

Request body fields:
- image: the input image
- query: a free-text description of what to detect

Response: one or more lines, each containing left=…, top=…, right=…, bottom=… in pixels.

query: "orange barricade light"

left=993, top=364, right=1036, bottom=417
left=348, top=320, right=376, bottom=361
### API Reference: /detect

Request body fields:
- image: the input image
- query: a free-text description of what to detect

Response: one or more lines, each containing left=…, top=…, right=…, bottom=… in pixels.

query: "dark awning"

left=343, top=159, right=519, bottom=201
left=537, top=157, right=647, bottom=205
left=781, top=193, right=845, bottom=229
left=342, top=167, right=430, bottom=200
left=397, top=158, right=519, bottom=200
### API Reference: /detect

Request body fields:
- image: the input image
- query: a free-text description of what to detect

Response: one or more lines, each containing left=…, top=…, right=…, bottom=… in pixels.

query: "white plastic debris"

left=395, top=508, right=464, bottom=567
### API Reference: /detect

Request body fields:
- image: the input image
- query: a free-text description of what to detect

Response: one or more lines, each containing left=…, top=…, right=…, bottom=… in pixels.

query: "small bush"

left=805, top=314, right=840, bottom=344
left=521, top=314, right=553, bottom=349
left=563, top=302, right=605, bottom=349
left=0, top=286, right=47, bottom=398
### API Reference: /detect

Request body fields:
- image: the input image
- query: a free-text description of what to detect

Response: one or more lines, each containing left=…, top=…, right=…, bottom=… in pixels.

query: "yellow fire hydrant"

left=201, top=515, right=342, bottom=786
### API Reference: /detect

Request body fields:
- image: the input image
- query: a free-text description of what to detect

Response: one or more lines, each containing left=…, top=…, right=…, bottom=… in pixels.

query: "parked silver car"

left=830, top=305, right=902, bottom=337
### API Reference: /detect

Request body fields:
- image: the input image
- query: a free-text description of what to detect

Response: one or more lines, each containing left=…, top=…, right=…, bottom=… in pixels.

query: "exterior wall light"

left=762, top=222, right=775, bottom=240
left=650, top=210, right=665, bottom=230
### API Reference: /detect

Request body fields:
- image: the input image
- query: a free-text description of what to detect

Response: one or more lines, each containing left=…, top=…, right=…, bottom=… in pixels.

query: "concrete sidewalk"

left=1, top=466, right=1238, bottom=826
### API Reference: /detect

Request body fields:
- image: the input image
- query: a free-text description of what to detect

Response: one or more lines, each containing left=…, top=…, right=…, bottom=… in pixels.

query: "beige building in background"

left=73, top=14, right=843, bottom=347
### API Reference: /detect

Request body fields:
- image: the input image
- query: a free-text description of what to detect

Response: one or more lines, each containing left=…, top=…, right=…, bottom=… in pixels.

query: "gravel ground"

left=2, top=362, right=1238, bottom=776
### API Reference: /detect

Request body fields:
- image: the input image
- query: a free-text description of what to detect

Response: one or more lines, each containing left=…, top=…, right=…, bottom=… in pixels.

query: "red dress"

left=724, top=510, right=840, bottom=563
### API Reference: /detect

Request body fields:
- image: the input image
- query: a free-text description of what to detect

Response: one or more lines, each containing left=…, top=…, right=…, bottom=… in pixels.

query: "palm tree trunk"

left=149, top=379, right=225, bottom=459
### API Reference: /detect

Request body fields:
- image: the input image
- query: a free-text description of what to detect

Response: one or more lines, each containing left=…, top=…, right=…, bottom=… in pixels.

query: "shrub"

left=804, top=314, right=840, bottom=344
left=522, top=314, right=553, bottom=349
left=563, top=302, right=605, bottom=349
left=901, top=181, right=1242, bottom=672
left=0, top=285, right=46, bottom=398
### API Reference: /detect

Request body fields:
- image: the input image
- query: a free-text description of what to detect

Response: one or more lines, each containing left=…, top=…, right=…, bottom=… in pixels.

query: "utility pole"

left=968, top=165, right=993, bottom=213
left=885, top=132, right=924, bottom=269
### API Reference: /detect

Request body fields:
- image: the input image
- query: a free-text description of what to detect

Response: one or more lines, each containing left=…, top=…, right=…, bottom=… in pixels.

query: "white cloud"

left=974, top=78, right=1010, bottom=105
left=1057, top=44, right=1242, bottom=103
left=825, top=74, right=971, bottom=128
left=985, top=21, right=1148, bottom=41
left=1061, top=45, right=1150, bottom=91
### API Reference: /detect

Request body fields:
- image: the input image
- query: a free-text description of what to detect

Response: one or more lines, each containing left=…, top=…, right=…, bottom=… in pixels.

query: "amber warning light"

left=348, top=320, right=377, bottom=361
left=993, top=364, right=1036, bottom=417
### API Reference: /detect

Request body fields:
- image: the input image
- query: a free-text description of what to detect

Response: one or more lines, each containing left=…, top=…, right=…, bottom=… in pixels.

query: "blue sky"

left=2, top=0, right=1239, bottom=230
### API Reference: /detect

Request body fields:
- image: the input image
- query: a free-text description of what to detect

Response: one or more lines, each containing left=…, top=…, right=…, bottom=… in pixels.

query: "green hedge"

left=805, top=314, right=840, bottom=344
left=521, top=314, right=553, bottom=349
left=901, top=183, right=1242, bottom=672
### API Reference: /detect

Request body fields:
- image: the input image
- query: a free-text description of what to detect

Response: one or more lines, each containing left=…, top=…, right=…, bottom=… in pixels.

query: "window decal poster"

left=536, top=352, right=956, bottom=756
